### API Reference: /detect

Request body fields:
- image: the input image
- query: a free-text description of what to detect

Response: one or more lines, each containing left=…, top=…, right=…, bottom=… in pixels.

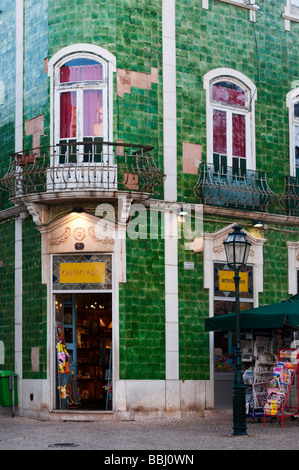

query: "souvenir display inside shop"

left=240, top=327, right=299, bottom=420
left=55, top=292, right=112, bottom=411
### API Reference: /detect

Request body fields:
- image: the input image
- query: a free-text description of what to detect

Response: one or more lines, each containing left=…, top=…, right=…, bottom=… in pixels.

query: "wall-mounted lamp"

left=252, top=220, right=263, bottom=228
left=178, top=207, right=188, bottom=223
left=178, top=207, right=188, bottom=216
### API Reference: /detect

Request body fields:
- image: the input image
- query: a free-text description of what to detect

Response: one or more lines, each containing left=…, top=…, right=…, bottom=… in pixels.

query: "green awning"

left=204, top=294, right=299, bottom=331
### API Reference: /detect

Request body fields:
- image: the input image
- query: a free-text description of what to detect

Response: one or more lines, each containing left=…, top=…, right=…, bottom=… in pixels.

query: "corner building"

left=0, top=0, right=298, bottom=419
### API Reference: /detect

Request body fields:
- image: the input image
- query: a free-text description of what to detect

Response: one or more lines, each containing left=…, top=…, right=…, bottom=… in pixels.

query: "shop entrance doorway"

left=55, top=292, right=112, bottom=411
left=213, top=262, right=254, bottom=409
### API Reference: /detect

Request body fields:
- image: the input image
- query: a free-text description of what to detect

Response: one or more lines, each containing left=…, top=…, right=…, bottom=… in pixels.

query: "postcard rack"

left=263, top=349, right=299, bottom=429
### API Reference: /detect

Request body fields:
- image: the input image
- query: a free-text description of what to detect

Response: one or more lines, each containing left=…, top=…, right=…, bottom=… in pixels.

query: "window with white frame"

left=295, top=101, right=299, bottom=177
left=286, top=89, right=299, bottom=177
left=48, top=45, right=116, bottom=165
left=283, top=0, right=299, bottom=30
left=204, top=69, right=257, bottom=173
left=286, top=241, right=299, bottom=295
left=202, top=0, right=259, bottom=22
left=57, top=55, right=107, bottom=163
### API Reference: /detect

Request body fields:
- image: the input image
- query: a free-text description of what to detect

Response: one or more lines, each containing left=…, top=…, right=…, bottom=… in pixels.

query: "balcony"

left=0, top=141, right=165, bottom=203
left=279, top=176, right=299, bottom=217
left=193, top=163, right=277, bottom=212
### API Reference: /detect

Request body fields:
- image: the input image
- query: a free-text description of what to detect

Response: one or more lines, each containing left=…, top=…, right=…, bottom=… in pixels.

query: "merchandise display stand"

left=252, top=337, right=276, bottom=414
left=263, top=349, right=299, bottom=428
left=56, top=323, right=72, bottom=409
left=243, top=335, right=277, bottom=419
left=242, top=337, right=256, bottom=416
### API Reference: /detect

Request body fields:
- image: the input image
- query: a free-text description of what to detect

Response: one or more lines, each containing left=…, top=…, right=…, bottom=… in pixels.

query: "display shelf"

left=252, top=338, right=277, bottom=413
left=241, top=337, right=254, bottom=416
left=76, top=310, right=111, bottom=409
left=263, top=349, right=299, bottom=428
left=242, top=335, right=280, bottom=417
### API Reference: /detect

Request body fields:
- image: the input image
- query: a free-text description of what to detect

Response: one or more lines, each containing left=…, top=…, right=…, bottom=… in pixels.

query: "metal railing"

left=279, top=176, right=299, bottom=216
left=0, top=141, right=165, bottom=199
left=193, top=163, right=277, bottom=212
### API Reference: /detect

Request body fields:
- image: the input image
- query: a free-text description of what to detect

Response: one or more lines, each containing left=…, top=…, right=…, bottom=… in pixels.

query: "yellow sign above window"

left=219, top=270, right=248, bottom=292
left=60, top=262, right=105, bottom=284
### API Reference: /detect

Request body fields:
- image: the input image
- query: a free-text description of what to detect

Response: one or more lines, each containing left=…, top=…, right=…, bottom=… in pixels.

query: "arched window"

left=286, top=89, right=299, bottom=177
left=204, top=69, right=257, bottom=172
left=48, top=45, right=116, bottom=165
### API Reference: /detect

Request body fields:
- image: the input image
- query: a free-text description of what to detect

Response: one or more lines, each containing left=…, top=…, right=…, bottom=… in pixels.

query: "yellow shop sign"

left=219, top=270, right=248, bottom=292
left=60, top=262, right=105, bottom=284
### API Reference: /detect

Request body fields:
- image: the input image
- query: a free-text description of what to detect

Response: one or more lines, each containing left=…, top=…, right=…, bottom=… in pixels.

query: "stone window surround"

left=203, top=224, right=266, bottom=311
left=287, top=241, right=299, bottom=295
left=283, top=0, right=299, bottom=31
left=286, top=88, right=299, bottom=177
left=202, top=0, right=260, bottom=22
left=203, top=224, right=266, bottom=387
left=203, top=68, right=257, bottom=171
left=48, top=44, right=116, bottom=148
left=202, top=0, right=299, bottom=29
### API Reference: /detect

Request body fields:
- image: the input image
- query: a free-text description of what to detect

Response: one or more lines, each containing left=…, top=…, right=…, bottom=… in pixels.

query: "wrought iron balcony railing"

left=279, top=176, right=299, bottom=217
left=0, top=141, right=165, bottom=200
left=193, top=163, right=277, bottom=212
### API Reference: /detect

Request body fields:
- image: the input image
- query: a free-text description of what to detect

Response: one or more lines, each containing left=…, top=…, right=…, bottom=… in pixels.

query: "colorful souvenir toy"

left=57, top=327, right=71, bottom=374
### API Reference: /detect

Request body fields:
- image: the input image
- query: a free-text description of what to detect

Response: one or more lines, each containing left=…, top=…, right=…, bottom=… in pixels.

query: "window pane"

left=232, top=113, right=246, bottom=158
left=60, top=58, right=103, bottom=83
left=83, top=90, right=103, bottom=137
left=214, top=262, right=253, bottom=299
left=213, top=109, right=227, bottom=155
left=295, top=102, right=299, bottom=118
left=60, top=92, right=77, bottom=139
left=212, top=81, right=246, bottom=107
left=295, top=125, right=299, bottom=168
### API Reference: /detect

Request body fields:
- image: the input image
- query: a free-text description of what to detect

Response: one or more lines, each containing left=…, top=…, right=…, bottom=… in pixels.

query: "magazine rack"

left=263, top=349, right=299, bottom=429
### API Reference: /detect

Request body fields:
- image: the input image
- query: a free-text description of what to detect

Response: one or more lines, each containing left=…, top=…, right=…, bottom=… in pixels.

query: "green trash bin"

left=0, top=371, right=18, bottom=407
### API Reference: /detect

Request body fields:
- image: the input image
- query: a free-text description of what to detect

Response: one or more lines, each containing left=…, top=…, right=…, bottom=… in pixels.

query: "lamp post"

left=223, top=225, right=251, bottom=436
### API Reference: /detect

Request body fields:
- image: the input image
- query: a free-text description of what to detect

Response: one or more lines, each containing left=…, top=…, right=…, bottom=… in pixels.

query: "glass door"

left=54, top=292, right=112, bottom=411
left=55, top=293, right=78, bottom=410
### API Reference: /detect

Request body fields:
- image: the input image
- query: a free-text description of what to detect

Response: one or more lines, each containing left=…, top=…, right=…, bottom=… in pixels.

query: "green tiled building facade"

left=0, top=0, right=298, bottom=418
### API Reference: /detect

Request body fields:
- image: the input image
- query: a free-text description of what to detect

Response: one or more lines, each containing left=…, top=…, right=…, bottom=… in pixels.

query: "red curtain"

left=60, top=64, right=102, bottom=83
left=213, top=109, right=227, bottom=154
left=212, top=84, right=245, bottom=107
left=232, top=113, right=246, bottom=158
left=60, top=92, right=77, bottom=139
left=83, top=90, right=103, bottom=137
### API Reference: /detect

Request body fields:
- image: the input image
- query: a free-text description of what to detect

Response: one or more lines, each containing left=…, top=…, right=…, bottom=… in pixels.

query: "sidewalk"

left=1, top=410, right=299, bottom=451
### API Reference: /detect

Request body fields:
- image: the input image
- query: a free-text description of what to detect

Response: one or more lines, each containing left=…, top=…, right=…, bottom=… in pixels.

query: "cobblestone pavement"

left=0, top=410, right=299, bottom=452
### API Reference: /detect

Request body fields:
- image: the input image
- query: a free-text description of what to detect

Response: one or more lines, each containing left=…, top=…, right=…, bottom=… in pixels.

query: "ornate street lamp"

left=223, top=225, right=251, bottom=436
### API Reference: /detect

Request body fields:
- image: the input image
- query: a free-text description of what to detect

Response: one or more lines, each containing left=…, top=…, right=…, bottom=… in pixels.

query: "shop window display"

left=55, top=292, right=112, bottom=411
